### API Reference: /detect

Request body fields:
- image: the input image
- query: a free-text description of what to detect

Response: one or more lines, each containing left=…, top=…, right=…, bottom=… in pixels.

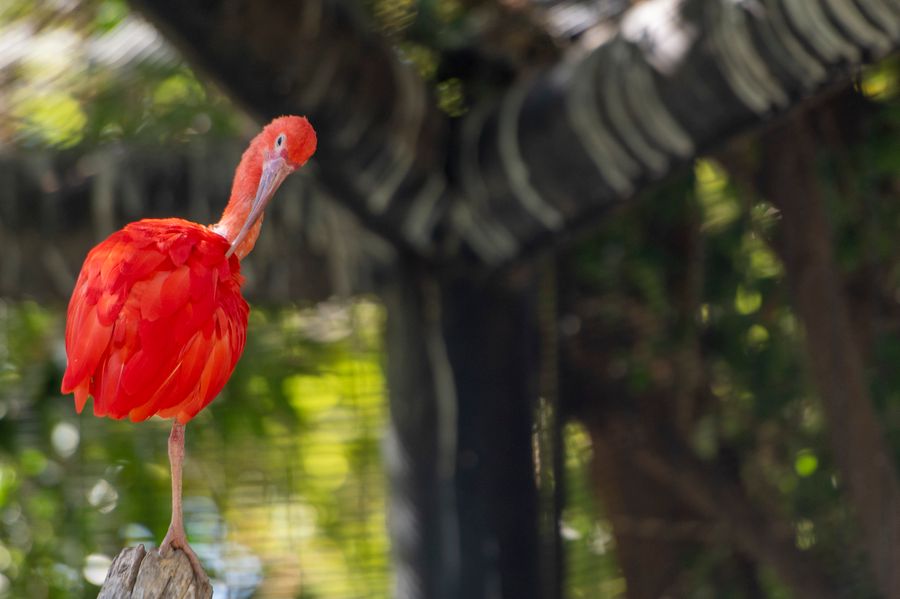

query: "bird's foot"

left=160, top=525, right=209, bottom=585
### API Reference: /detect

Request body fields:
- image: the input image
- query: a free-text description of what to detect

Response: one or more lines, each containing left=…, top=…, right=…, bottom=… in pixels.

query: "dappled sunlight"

left=560, top=421, right=625, bottom=598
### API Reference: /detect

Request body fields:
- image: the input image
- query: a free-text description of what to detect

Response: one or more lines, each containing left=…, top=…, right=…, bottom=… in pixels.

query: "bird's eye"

left=275, top=133, right=286, bottom=149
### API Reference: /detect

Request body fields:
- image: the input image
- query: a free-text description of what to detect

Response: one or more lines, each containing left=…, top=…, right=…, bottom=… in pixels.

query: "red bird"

left=61, top=116, right=316, bottom=579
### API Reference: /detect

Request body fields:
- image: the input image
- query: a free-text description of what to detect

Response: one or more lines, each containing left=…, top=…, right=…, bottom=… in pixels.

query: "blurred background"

left=1, top=0, right=900, bottom=598
left=0, top=2, right=391, bottom=597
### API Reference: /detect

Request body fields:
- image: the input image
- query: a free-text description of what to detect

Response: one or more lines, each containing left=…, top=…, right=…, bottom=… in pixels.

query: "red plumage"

left=59, top=116, right=315, bottom=577
left=61, top=218, right=248, bottom=423
left=61, top=115, right=315, bottom=428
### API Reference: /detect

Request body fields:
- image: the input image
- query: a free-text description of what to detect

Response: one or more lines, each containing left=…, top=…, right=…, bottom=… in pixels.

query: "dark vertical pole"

left=441, top=269, right=542, bottom=599
left=536, top=258, right=564, bottom=599
left=382, top=258, right=459, bottom=599
left=382, top=258, right=546, bottom=599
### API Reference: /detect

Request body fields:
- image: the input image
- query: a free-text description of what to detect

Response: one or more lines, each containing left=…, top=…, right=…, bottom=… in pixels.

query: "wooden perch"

left=98, top=545, right=213, bottom=599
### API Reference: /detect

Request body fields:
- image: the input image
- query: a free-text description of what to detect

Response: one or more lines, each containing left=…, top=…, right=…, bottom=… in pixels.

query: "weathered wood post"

left=98, top=546, right=212, bottom=598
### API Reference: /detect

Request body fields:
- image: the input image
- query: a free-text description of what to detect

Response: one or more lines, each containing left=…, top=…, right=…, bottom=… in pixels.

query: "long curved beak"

left=226, top=156, right=293, bottom=259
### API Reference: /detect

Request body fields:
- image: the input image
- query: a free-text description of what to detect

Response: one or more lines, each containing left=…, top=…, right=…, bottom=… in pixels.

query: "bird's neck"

left=213, top=207, right=264, bottom=261
left=212, top=145, right=265, bottom=260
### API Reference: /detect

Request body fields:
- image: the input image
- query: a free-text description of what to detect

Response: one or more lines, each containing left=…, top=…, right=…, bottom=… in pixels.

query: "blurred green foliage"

left=558, top=62, right=900, bottom=593
left=561, top=422, right=624, bottom=599
left=560, top=157, right=853, bottom=596
left=0, top=0, right=243, bottom=148
left=0, top=299, right=389, bottom=598
left=0, top=3, right=397, bottom=597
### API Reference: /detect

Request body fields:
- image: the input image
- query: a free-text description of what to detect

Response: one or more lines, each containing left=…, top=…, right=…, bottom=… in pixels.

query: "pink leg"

left=159, top=421, right=208, bottom=583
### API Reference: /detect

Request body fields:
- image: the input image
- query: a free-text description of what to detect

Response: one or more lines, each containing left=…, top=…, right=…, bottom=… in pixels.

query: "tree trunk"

left=762, top=113, right=900, bottom=599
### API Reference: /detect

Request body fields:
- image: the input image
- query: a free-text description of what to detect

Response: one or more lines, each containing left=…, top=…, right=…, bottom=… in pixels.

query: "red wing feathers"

left=61, top=219, right=249, bottom=423
left=61, top=304, right=113, bottom=394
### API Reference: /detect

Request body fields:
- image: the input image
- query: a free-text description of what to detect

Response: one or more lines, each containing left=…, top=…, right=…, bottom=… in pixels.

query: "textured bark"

left=762, top=114, right=900, bottom=599
left=98, top=545, right=212, bottom=599
left=127, top=0, right=900, bottom=266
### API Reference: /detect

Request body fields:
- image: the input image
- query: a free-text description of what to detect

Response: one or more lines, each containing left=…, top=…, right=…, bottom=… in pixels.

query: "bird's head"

left=259, top=115, right=318, bottom=171
left=224, top=115, right=317, bottom=259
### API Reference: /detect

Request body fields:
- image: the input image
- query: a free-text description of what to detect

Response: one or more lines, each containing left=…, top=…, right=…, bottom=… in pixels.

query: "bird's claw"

left=160, top=528, right=209, bottom=585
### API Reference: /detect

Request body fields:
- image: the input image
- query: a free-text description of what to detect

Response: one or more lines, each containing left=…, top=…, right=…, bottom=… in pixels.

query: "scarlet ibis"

left=61, top=116, right=317, bottom=579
